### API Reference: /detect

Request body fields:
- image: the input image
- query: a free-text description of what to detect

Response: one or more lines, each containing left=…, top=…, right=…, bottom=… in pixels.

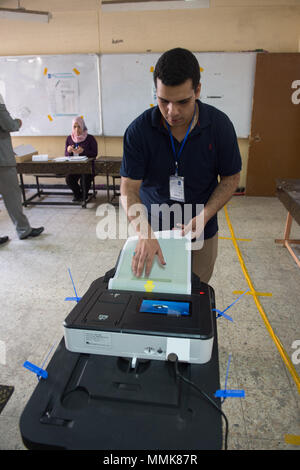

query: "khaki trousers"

left=192, top=232, right=218, bottom=284
left=0, top=166, right=31, bottom=238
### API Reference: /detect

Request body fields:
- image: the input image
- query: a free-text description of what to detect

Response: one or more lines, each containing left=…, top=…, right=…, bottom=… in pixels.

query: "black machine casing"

left=20, top=270, right=222, bottom=450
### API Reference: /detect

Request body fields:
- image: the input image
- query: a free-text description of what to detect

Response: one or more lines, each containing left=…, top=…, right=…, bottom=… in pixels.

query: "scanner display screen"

left=139, top=300, right=190, bottom=316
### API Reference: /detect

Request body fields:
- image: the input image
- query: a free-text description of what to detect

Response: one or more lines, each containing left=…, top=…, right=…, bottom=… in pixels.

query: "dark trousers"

left=65, top=174, right=93, bottom=198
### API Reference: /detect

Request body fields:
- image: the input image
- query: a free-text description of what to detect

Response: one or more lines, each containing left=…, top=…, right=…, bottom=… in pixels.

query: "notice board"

left=100, top=52, right=256, bottom=137
left=0, top=54, right=101, bottom=136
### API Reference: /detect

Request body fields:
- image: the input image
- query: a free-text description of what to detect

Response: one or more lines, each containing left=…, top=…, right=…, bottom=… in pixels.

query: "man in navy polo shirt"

left=120, top=48, right=241, bottom=283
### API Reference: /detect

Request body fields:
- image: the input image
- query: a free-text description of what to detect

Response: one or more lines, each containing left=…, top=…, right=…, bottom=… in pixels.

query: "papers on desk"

left=70, top=156, right=88, bottom=161
left=14, top=144, right=38, bottom=162
left=108, top=230, right=192, bottom=295
left=54, top=157, right=69, bottom=162
left=54, top=156, right=88, bottom=162
left=32, top=154, right=48, bottom=162
left=14, top=144, right=37, bottom=157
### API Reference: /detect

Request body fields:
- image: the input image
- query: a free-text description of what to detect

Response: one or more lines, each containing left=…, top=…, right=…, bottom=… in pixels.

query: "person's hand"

left=176, top=212, right=205, bottom=240
left=17, top=118, right=22, bottom=128
left=73, top=145, right=83, bottom=154
left=132, top=237, right=166, bottom=278
left=67, top=145, right=74, bottom=153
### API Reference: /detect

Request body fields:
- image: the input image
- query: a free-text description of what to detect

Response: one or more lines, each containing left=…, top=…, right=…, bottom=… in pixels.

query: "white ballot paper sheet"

left=108, top=230, right=192, bottom=295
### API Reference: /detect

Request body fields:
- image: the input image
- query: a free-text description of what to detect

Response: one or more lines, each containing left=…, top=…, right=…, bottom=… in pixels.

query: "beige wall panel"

left=0, top=11, right=100, bottom=55
left=99, top=7, right=300, bottom=53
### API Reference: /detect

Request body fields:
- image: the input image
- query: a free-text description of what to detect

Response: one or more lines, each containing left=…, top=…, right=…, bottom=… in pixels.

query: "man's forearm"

left=204, top=173, right=240, bottom=226
left=120, top=187, right=140, bottom=221
left=120, top=180, right=153, bottom=239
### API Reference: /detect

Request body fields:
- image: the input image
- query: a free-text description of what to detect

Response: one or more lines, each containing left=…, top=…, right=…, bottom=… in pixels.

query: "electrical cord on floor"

left=167, top=353, right=229, bottom=451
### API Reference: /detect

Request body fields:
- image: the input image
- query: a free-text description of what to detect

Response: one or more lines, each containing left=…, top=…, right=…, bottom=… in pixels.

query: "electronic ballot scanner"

left=64, top=231, right=215, bottom=364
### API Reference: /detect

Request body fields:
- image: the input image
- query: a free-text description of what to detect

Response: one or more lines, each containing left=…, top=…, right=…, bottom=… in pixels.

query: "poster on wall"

left=46, top=72, right=80, bottom=117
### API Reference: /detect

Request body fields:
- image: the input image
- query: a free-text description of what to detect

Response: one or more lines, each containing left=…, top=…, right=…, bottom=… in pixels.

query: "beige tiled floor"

left=0, top=190, right=299, bottom=450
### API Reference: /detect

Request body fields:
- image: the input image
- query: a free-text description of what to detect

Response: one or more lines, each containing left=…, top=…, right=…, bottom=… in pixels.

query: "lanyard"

left=165, top=104, right=196, bottom=176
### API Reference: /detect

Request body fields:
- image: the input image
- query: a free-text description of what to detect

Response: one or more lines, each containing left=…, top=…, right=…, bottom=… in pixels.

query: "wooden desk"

left=17, top=159, right=96, bottom=208
left=275, top=178, right=300, bottom=267
left=94, top=157, right=122, bottom=202
left=16, top=157, right=123, bottom=207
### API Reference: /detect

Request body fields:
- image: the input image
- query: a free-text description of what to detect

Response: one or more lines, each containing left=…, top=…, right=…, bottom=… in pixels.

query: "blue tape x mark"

left=213, top=308, right=233, bottom=322
left=215, top=354, right=245, bottom=400
left=23, top=361, right=48, bottom=380
left=64, top=268, right=81, bottom=303
left=213, top=288, right=250, bottom=322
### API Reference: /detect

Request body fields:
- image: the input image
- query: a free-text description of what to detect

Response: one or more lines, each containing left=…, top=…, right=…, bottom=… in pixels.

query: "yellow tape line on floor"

left=219, top=236, right=252, bottom=242
left=284, top=434, right=300, bottom=446
left=233, top=290, right=272, bottom=297
left=224, top=205, right=300, bottom=394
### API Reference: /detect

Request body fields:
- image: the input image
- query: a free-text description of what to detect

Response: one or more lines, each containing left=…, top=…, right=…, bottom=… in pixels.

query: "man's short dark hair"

left=154, top=48, right=200, bottom=91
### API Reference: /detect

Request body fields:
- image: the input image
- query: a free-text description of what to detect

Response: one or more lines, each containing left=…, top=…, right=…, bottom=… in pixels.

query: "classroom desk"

left=94, top=157, right=122, bottom=202
left=17, top=157, right=122, bottom=206
left=275, top=178, right=300, bottom=268
left=16, top=159, right=96, bottom=208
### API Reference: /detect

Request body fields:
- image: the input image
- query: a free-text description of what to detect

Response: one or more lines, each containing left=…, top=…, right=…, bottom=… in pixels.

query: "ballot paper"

left=108, top=230, right=192, bottom=295
left=53, top=156, right=69, bottom=162
left=54, top=156, right=88, bottom=162
left=69, top=156, right=88, bottom=161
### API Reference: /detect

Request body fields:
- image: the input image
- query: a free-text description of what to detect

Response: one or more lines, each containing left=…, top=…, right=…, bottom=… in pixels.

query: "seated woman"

left=65, top=116, right=98, bottom=201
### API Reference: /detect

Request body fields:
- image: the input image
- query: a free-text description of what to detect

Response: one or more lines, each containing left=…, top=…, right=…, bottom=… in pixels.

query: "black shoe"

left=0, top=236, right=9, bottom=245
left=20, top=227, right=44, bottom=240
left=72, top=196, right=83, bottom=202
left=72, top=191, right=83, bottom=202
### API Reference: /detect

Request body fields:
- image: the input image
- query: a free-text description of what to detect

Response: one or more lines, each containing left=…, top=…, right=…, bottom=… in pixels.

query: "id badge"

left=169, top=175, right=185, bottom=202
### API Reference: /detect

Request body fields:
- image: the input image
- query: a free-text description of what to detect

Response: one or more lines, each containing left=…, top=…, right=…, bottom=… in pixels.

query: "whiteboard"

left=0, top=54, right=101, bottom=136
left=100, top=52, right=256, bottom=138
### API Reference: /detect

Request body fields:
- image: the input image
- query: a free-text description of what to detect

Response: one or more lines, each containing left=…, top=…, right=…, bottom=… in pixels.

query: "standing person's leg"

left=0, top=167, right=31, bottom=238
left=191, top=232, right=218, bottom=284
left=0, top=167, right=44, bottom=239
